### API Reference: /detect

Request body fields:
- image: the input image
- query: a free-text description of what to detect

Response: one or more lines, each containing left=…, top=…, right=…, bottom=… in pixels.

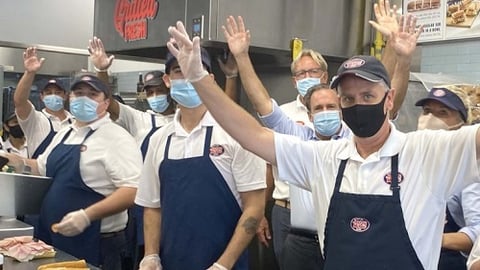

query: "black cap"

left=40, top=78, right=67, bottom=92
left=165, top=47, right=212, bottom=74
left=71, top=75, right=110, bottom=96
left=415, top=87, right=467, bottom=122
left=143, top=70, right=165, bottom=89
left=330, top=55, right=391, bottom=89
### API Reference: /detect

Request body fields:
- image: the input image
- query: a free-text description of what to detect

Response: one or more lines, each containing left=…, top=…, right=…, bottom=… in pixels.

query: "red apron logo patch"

left=80, top=145, right=88, bottom=152
left=350, top=217, right=370, bottom=232
left=209, top=144, right=224, bottom=156
left=383, top=172, right=404, bottom=185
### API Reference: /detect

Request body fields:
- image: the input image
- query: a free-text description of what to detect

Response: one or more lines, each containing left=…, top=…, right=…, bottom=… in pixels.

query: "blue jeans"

left=271, top=204, right=291, bottom=269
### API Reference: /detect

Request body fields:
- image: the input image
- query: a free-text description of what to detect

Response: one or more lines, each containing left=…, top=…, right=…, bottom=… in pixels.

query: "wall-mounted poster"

left=405, top=0, right=480, bottom=42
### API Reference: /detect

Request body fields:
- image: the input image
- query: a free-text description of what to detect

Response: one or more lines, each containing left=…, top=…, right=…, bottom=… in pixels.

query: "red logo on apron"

left=383, top=172, right=404, bottom=185
left=80, top=145, right=88, bottom=152
left=350, top=217, right=370, bottom=232
left=209, top=144, right=224, bottom=156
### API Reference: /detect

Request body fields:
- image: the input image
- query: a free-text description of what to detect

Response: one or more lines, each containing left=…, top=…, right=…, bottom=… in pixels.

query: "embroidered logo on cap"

left=145, top=73, right=155, bottom=81
left=343, top=58, right=365, bottom=69
left=81, top=75, right=93, bottom=81
left=433, top=89, right=446, bottom=97
left=209, top=144, right=224, bottom=156
left=383, top=172, right=405, bottom=185
left=48, top=79, right=57, bottom=83
left=350, top=217, right=370, bottom=232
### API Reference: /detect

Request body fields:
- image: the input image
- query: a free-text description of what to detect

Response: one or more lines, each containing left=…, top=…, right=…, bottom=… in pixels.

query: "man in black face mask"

left=167, top=19, right=480, bottom=269
left=1, top=113, right=28, bottom=158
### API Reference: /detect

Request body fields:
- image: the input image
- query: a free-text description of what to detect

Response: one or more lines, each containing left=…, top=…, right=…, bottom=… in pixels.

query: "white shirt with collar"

left=275, top=123, right=480, bottom=270
left=271, top=95, right=314, bottom=201
left=1, top=138, right=28, bottom=158
left=36, top=113, right=143, bottom=233
left=17, top=102, right=74, bottom=158
left=135, top=110, right=266, bottom=208
left=116, top=102, right=174, bottom=145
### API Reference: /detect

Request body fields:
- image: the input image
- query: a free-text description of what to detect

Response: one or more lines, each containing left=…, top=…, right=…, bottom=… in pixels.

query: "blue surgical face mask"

left=69, top=96, right=99, bottom=122
left=43, top=94, right=64, bottom=112
left=170, top=79, right=202, bottom=108
left=313, top=110, right=341, bottom=137
left=147, top=94, right=170, bottom=113
left=296, top=77, right=321, bottom=97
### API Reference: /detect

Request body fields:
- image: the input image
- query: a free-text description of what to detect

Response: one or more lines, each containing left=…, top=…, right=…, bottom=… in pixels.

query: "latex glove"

left=139, top=254, right=162, bottom=270
left=88, top=36, right=114, bottom=71
left=55, top=209, right=91, bottom=237
left=207, top=262, right=228, bottom=270
left=167, top=21, right=209, bottom=82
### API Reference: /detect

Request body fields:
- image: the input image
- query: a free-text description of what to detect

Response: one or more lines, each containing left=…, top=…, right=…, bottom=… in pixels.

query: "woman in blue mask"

left=3, top=74, right=143, bottom=269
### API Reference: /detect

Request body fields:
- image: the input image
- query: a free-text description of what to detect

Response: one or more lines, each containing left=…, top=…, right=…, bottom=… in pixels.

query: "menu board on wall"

left=404, top=0, right=480, bottom=42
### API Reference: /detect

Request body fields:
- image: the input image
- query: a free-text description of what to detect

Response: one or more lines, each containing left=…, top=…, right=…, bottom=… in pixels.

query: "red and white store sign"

left=114, top=0, right=159, bottom=42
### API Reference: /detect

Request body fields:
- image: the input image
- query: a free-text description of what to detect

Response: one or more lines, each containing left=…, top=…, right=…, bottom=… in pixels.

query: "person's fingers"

left=237, top=16, right=246, bottom=33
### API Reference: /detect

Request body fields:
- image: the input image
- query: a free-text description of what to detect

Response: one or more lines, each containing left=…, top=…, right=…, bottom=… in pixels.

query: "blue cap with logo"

left=330, top=55, right=391, bottom=89
left=165, top=47, right=212, bottom=74
left=70, top=75, right=111, bottom=96
left=415, top=87, right=467, bottom=122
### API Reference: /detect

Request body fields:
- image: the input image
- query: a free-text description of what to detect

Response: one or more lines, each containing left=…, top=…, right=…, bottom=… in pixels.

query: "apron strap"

left=203, top=126, right=213, bottom=156
left=390, top=154, right=400, bottom=198
left=150, top=114, right=157, bottom=128
left=333, top=159, right=348, bottom=193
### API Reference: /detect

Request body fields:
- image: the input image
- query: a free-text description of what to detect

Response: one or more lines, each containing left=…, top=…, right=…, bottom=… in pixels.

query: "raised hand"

left=23, top=47, right=45, bottom=73
left=88, top=36, right=114, bottom=71
left=222, top=16, right=250, bottom=57
left=369, top=0, right=399, bottom=40
left=217, top=52, right=238, bottom=78
left=390, top=14, right=423, bottom=58
left=167, top=21, right=208, bottom=82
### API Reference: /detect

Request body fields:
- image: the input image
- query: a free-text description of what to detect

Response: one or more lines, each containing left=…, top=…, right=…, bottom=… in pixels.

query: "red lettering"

left=114, top=0, right=158, bottom=41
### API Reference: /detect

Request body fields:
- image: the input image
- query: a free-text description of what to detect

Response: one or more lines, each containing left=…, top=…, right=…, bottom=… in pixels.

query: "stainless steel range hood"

left=94, top=0, right=368, bottom=67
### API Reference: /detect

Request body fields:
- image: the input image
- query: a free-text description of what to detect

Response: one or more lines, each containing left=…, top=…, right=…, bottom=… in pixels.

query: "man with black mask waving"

left=167, top=17, right=480, bottom=270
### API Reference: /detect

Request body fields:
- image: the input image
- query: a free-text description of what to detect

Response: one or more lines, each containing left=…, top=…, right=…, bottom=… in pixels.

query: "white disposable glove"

left=55, top=209, right=91, bottom=237
left=167, top=21, right=209, bottom=82
left=139, top=254, right=162, bottom=270
left=207, top=262, right=228, bottom=270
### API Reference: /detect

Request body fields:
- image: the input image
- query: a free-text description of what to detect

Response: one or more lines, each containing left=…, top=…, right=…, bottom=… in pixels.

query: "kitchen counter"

left=3, top=249, right=100, bottom=270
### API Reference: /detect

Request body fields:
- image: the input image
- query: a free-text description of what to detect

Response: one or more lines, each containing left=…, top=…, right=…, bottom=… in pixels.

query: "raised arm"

left=369, top=0, right=399, bottom=80
left=14, top=47, right=45, bottom=120
left=167, top=19, right=276, bottom=165
left=88, top=37, right=119, bottom=120
left=217, top=52, right=240, bottom=102
left=388, top=15, right=422, bottom=118
left=224, top=16, right=274, bottom=116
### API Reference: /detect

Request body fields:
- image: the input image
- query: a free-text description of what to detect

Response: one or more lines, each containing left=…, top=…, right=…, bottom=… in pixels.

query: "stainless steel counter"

left=0, top=218, right=33, bottom=239
left=3, top=249, right=100, bottom=270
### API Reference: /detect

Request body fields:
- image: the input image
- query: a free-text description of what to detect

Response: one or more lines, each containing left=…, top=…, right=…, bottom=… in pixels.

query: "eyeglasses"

left=292, top=68, right=325, bottom=79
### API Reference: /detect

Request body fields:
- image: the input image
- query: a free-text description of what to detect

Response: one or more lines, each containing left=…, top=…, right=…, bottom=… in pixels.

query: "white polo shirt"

left=271, top=95, right=313, bottom=201
left=17, top=102, right=74, bottom=158
left=37, top=113, right=143, bottom=233
left=116, top=103, right=174, bottom=145
left=275, top=123, right=480, bottom=270
left=0, top=139, right=28, bottom=158
left=135, top=110, right=266, bottom=209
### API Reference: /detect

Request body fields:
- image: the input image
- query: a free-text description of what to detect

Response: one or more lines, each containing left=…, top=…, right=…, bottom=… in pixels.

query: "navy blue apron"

left=323, top=155, right=424, bottom=269
left=129, top=114, right=163, bottom=268
left=36, top=128, right=105, bottom=266
left=158, top=126, right=248, bottom=270
left=438, top=207, right=467, bottom=270
left=31, top=117, right=56, bottom=159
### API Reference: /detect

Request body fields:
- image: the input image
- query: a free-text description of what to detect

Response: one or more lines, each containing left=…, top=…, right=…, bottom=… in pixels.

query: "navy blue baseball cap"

left=330, top=55, right=391, bottom=89
left=165, top=47, right=212, bottom=74
left=143, top=70, right=165, bottom=89
left=40, top=78, right=67, bottom=92
left=71, top=75, right=111, bottom=96
left=415, top=87, right=467, bottom=122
